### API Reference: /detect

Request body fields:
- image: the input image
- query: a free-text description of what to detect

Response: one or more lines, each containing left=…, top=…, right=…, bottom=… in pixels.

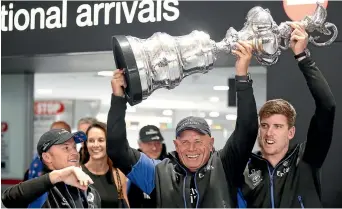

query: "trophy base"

left=112, top=35, right=143, bottom=106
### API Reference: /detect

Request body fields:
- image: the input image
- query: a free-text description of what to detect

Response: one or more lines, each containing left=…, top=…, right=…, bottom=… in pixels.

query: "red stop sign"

left=34, top=101, right=65, bottom=115
left=1, top=122, right=8, bottom=133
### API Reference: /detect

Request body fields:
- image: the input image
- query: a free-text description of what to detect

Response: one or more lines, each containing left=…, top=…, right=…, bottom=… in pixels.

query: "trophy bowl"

left=113, top=36, right=144, bottom=105
left=112, top=2, right=338, bottom=106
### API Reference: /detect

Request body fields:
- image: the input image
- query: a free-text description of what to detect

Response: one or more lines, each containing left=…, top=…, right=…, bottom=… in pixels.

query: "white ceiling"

left=34, top=66, right=267, bottom=118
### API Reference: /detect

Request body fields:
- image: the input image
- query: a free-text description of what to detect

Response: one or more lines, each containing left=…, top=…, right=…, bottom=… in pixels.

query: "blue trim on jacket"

left=126, top=153, right=161, bottom=195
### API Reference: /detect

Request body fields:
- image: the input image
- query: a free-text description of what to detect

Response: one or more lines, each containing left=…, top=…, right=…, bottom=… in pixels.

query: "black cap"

left=37, top=129, right=87, bottom=157
left=176, top=116, right=211, bottom=137
left=139, top=125, right=164, bottom=143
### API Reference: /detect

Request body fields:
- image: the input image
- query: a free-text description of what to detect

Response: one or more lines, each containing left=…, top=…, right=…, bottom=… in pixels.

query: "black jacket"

left=241, top=57, right=336, bottom=208
left=127, top=145, right=167, bottom=208
left=107, top=80, right=258, bottom=208
left=2, top=171, right=101, bottom=208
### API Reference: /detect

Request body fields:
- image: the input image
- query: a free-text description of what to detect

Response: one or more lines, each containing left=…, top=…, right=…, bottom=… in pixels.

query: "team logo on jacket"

left=204, top=165, right=214, bottom=171
left=61, top=197, right=69, bottom=206
left=87, top=193, right=94, bottom=202
left=277, top=167, right=290, bottom=177
left=277, top=163, right=291, bottom=177
left=248, top=169, right=263, bottom=187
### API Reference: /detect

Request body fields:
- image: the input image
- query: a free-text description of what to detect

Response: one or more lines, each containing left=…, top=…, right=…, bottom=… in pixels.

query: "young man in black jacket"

left=127, top=125, right=167, bottom=208
left=107, top=41, right=259, bottom=208
left=241, top=22, right=336, bottom=208
left=2, top=129, right=101, bottom=208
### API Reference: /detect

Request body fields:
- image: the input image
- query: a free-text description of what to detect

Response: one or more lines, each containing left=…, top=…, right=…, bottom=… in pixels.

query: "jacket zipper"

left=194, top=172, right=200, bottom=209
left=174, top=160, right=188, bottom=208
left=182, top=170, right=188, bottom=208
left=267, top=166, right=275, bottom=208
left=64, top=185, right=77, bottom=208
left=173, top=156, right=204, bottom=209
left=253, top=145, right=299, bottom=209
left=298, top=196, right=305, bottom=208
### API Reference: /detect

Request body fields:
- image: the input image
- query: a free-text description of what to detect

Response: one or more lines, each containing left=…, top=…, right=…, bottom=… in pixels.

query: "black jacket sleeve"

left=219, top=80, right=258, bottom=186
left=299, top=57, right=336, bottom=168
left=1, top=173, right=54, bottom=208
left=106, top=94, right=141, bottom=175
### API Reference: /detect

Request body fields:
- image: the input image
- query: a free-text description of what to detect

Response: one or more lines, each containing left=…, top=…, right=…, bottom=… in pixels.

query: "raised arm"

left=289, top=23, right=336, bottom=168
left=107, top=69, right=160, bottom=194
left=219, top=41, right=259, bottom=185
left=106, top=93, right=141, bottom=174
left=299, top=57, right=335, bottom=167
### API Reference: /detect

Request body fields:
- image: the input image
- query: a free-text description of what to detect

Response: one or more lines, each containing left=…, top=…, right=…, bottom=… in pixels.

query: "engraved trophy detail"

left=112, top=2, right=338, bottom=106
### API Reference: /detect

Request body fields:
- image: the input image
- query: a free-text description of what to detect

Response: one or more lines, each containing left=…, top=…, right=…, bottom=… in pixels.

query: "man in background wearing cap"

left=137, top=125, right=167, bottom=160
left=127, top=125, right=168, bottom=208
left=107, top=41, right=258, bottom=207
left=2, top=129, right=101, bottom=208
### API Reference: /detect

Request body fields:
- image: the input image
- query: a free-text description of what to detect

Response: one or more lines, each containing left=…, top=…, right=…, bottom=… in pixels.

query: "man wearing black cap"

left=107, top=41, right=258, bottom=207
left=2, top=129, right=101, bottom=208
left=138, top=125, right=167, bottom=160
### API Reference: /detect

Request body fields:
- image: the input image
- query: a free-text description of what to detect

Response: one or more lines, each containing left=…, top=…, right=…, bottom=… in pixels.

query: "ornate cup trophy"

left=112, top=2, right=338, bottom=106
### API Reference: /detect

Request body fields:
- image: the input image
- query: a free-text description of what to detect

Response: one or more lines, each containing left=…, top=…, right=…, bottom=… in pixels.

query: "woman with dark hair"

left=81, top=122, right=129, bottom=208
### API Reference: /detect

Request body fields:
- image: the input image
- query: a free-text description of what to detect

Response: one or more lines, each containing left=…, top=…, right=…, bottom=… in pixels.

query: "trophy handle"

left=308, top=22, right=338, bottom=46
left=112, top=36, right=143, bottom=106
left=300, top=2, right=338, bottom=47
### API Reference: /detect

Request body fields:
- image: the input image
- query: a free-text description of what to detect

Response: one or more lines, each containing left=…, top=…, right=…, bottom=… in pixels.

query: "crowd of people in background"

left=17, top=116, right=170, bottom=208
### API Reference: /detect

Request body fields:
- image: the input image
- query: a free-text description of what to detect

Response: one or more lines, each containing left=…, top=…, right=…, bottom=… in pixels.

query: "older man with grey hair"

left=77, top=117, right=98, bottom=133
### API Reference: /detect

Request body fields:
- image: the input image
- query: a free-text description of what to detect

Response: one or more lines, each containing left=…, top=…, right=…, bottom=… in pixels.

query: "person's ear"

left=209, top=137, right=214, bottom=151
left=173, top=139, right=178, bottom=150
left=288, top=126, right=295, bottom=140
left=42, top=152, right=52, bottom=164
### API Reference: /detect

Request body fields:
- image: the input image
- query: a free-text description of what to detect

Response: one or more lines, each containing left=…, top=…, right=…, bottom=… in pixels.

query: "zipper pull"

left=298, top=196, right=304, bottom=208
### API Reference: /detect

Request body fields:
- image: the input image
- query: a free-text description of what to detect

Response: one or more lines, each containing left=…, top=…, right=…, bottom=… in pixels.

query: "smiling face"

left=86, top=127, right=107, bottom=160
left=42, top=138, right=79, bottom=170
left=173, top=130, right=214, bottom=172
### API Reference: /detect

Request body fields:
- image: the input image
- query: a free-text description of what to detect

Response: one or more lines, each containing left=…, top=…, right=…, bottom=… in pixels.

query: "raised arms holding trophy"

left=112, top=2, right=338, bottom=106
left=107, top=41, right=259, bottom=208
left=241, top=21, right=336, bottom=208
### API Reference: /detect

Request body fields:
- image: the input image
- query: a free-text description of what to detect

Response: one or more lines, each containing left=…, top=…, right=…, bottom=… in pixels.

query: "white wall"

left=72, top=99, right=102, bottom=127
left=1, top=74, right=34, bottom=179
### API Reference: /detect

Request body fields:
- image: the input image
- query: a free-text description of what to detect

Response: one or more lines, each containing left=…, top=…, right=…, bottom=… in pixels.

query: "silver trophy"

left=112, top=2, right=338, bottom=106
